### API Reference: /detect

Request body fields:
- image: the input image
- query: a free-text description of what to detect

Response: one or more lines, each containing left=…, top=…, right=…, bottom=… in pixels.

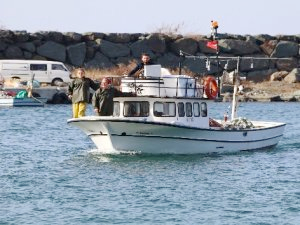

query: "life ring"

left=204, top=76, right=218, bottom=99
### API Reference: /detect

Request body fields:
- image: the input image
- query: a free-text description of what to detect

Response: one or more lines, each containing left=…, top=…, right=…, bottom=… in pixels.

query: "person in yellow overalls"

left=68, top=68, right=98, bottom=118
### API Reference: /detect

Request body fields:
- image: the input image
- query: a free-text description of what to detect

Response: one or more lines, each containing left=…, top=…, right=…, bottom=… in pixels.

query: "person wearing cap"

left=128, top=53, right=154, bottom=77
left=68, top=68, right=98, bottom=118
left=92, top=77, right=134, bottom=116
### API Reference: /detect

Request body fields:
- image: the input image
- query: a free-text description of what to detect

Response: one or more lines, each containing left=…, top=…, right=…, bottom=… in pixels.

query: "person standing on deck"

left=127, top=53, right=154, bottom=77
left=68, top=68, right=98, bottom=118
left=92, top=77, right=135, bottom=116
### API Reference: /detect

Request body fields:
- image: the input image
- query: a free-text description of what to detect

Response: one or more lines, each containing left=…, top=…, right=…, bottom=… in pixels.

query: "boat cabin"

left=108, top=66, right=212, bottom=129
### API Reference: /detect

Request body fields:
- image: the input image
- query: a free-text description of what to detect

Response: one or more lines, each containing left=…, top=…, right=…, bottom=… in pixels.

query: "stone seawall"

left=0, top=30, right=299, bottom=81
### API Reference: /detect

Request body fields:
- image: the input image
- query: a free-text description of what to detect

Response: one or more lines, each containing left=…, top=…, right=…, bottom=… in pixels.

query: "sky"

left=1, top=0, right=299, bottom=36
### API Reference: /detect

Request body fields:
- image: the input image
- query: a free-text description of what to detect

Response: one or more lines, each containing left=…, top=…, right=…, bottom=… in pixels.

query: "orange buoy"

left=204, top=76, right=218, bottom=99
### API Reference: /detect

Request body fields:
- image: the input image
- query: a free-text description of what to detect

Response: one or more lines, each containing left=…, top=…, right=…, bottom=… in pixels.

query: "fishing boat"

left=67, top=61, right=285, bottom=154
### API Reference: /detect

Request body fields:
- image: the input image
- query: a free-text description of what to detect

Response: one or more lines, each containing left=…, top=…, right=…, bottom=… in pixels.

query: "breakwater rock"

left=0, top=30, right=299, bottom=81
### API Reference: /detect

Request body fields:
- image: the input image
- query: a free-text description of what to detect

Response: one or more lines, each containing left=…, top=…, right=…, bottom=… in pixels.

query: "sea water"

left=0, top=102, right=299, bottom=224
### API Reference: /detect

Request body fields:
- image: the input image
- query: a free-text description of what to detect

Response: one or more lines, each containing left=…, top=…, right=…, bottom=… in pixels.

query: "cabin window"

left=52, top=64, right=67, bottom=71
left=193, top=102, right=200, bottom=117
left=30, top=64, right=47, bottom=71
left=177, top=102, right=185, bottom=117
left=201, top=102, right=207, bottom=117
left=124, top=101, right=149, bottom=117
left=113, top=101, right=120, bottom=117
left=154, top=102, right=176, bottom=117
left=186, top=102, right=192, bottom=117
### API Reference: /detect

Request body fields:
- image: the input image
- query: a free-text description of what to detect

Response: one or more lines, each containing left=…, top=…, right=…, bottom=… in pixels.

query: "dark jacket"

left=128, top=61, right=154, bottom=77
left=68, top=77, right=98, bottom=103
left=92, top=87, right=134, bottom=116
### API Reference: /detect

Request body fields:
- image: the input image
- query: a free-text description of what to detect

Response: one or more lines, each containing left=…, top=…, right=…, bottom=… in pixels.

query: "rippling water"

left=0, top=103, right=299, bottom=224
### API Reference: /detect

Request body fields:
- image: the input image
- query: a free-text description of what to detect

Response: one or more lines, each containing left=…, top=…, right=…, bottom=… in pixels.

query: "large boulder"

left=4, top=45, right=23, bottom=59
left=145, top=34, right=166, bottom=53
left=67, top=42, right=86, bottom=66
left=16, top=42, right=36, bottom=53
left=98, top=39, right=130, bottom=58
left=46, top=31, right=64, bottom=43
left=246, top=68, right=277, bottom=82
left=260, top=40, right=278, bottom=56
left=85, top=52, right=114, bottom=69
left=157, top=52, right=180, bottom=69
left=130, top=39, right=153, bottom=58
left=170, top=38, right=198, bottom=55
left=271, top=41, right=299, bottom=58
left=37, top=41, right=66, bottom=62
left=275, top=58, right=298, bottom=71
left=284, top=68, right=300, bottom=83
left=218, top=39, right=261, bottom=55
left=240, top=55, right=270, bottom=72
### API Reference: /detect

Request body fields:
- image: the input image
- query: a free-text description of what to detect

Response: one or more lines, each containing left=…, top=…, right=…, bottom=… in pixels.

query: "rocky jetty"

left=0, top=30, right=299, bottom=80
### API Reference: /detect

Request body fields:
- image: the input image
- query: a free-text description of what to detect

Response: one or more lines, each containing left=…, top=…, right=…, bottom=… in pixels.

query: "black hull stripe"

left=89, top=133, right=283, bottom=144
left=70, top=119, right=285, bottom=132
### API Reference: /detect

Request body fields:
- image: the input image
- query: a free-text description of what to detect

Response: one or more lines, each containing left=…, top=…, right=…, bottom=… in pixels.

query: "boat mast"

left=231, top=57, right=240, bottom=120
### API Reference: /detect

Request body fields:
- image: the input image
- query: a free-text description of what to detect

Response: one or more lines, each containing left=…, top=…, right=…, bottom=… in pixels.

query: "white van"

left=0, top=60, right=72, bottom=85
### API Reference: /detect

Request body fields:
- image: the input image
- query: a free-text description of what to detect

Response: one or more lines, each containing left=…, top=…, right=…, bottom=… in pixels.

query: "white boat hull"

left=68, top=117, right=285, bottom=154
left=0, top=97, right=47, bottom=107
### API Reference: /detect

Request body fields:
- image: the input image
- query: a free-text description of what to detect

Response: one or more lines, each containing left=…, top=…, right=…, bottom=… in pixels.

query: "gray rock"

left=37, top=41, right=66, bottom=62
left=64, top=32, right=82, bottom=43
left=218, top=39, right=261, bottom=55
left=157, top=52, right=180, bottom=69
left=98, top=39, right=130, bottom=58
left=45, top=31, right=64, bottom=43
left=260, top=40, right=278, bottom=56
left=82, top=32, right=105, bottom=41
left=271, top=41, right=299, bottom=58
left=85, top=52, right=114, bottom=69
left=254, top=34, right=275, bottom=44
left=284, top=68, right=300, bottom=83
left=0, top=30, right=15, bottom=40
left=246, top=68, right=277, bottom=82
left=276, top=35, right=299, bottom=42
left=17, top=42, right=36, bottom=53
left=14, top=31, right=30, bottom=42
left=4, top=45, right=23, bottom=59
left=0, top=40, right=8, bottom=51
left=275, top=58, right=298, bottom=71
left=170, top=38, right=198, bottom=55
left=67, top=42, right=86, bottom=66
left=105, top=33, right=131, bottom=43
left=130, top=40, right=153, bottom=58
left=23, top=51, right=33, bottom=59
left=31, top=32, right=46, bottom=41
left=145, top=34, right=166, bottom=53
left=240, top=55, right=270, bottom=72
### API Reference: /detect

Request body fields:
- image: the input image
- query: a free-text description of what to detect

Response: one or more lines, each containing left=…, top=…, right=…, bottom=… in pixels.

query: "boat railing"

left=121, top=75, right=204, bottom=98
